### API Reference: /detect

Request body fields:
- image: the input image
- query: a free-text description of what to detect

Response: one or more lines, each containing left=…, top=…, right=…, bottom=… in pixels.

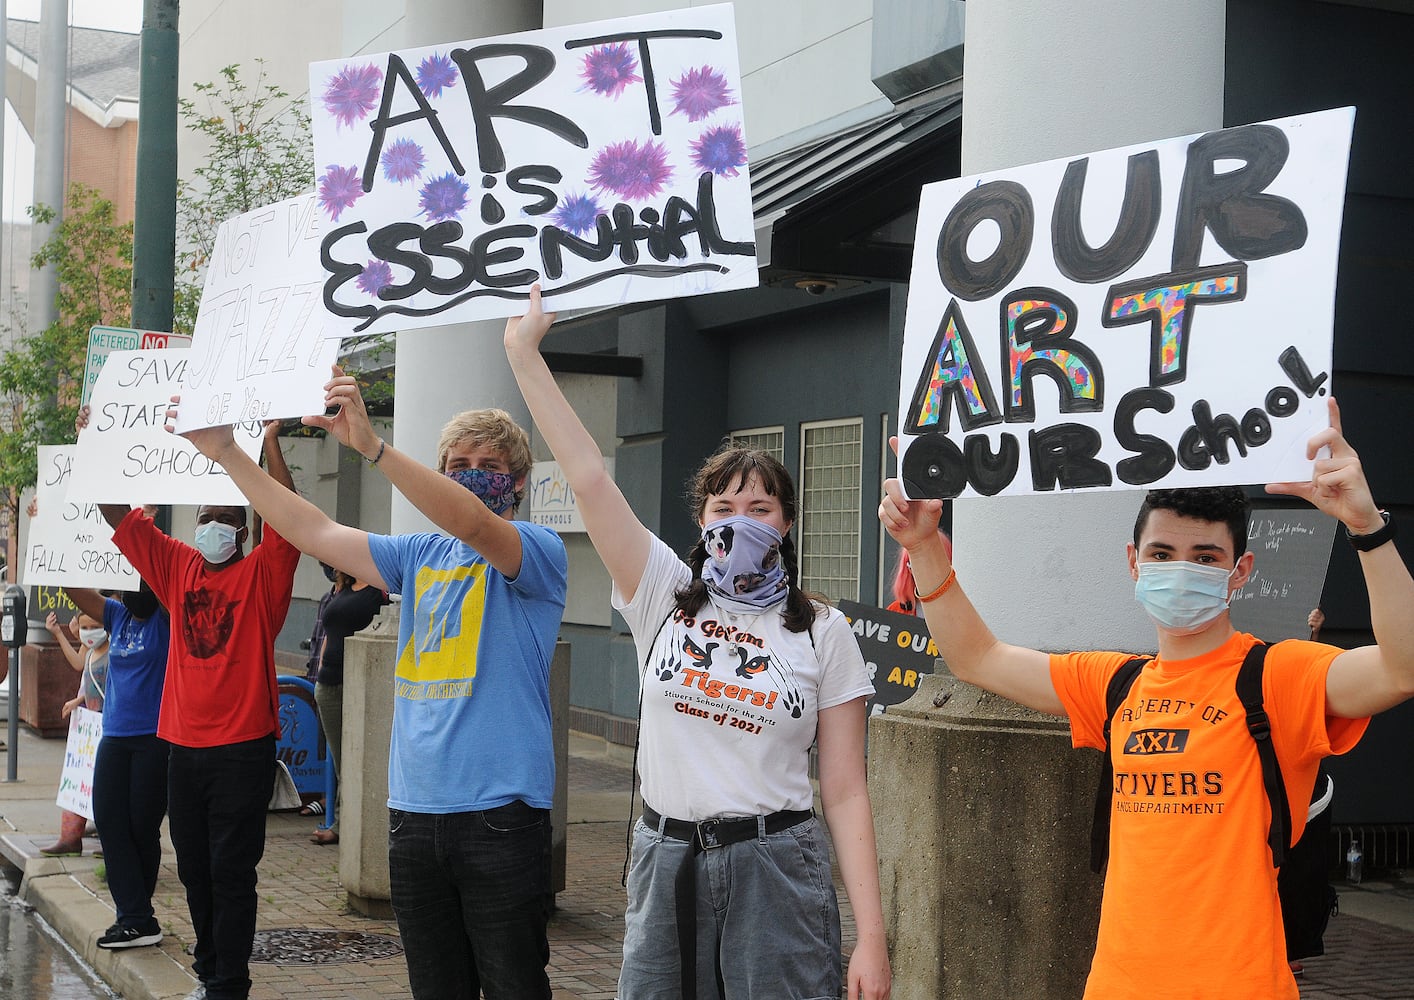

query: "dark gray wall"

left=1227, top=0, right=1414, bottom=824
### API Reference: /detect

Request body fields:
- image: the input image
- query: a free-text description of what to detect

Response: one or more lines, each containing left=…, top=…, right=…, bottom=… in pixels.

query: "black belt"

left=641, top=804, right=814, bottom=999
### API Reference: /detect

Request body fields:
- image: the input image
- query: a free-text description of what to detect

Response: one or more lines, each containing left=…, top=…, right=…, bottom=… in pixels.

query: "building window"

left=799, top=418, right=862, bottom=602
left=727, top=426, right=785, bottom=461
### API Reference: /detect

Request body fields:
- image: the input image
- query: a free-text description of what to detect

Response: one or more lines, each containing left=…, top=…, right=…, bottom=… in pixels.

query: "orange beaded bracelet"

left=914, top=567, right=957, bottom=604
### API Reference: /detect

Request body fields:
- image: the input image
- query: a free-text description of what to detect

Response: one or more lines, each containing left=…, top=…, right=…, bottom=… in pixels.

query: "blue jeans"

left=619, top=813, right=842, bottom=1000
left=388, top=801, right=552, bottom=1000
left=92, top=733, right=169, bottom=929
left=167, top=736, right=275, bottom=1000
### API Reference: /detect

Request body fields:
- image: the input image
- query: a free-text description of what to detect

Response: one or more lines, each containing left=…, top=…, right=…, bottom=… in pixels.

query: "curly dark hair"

left=674, top=446, right=819, bottom=633
left=1133, top=487, right=1250, bottom=558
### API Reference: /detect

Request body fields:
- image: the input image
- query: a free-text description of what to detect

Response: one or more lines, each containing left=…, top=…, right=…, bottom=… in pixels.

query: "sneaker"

left=183, top=985, right=207, bottom=1000
left=97, top=922, right=163, bottom=949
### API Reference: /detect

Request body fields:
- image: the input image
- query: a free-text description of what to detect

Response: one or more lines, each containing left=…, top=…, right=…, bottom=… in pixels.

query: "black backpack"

left=1089, top=642, right=1337, bottom=959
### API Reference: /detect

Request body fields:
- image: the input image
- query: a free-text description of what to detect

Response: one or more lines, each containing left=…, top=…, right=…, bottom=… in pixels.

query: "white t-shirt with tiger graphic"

left=613, top=535, right=874, bottom=821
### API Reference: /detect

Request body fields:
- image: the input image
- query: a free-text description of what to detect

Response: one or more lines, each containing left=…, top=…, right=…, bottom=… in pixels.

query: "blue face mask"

left=1134, top=561, right=1236, bottom=635
left=194, top=521, right=240, bottom=564
left=447, top=468, right=518, bottom=516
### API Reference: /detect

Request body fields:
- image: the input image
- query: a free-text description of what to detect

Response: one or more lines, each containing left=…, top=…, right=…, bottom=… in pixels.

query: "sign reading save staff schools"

left=308, top=3, right=757, bottom=335
left=837, top=600, right=939, bottom=716
left=173, top=193, right=342, bottom=433
left=897, top=107, right=1354, bottom=500
left=24, top=446, right=138, bottom=592
left=81, top=326, right=192, bottom=406
left=69, top=349, right=265, bottom=505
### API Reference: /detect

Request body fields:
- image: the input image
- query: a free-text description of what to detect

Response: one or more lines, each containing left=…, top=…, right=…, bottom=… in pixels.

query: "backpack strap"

left=1235, top=641, right=1292, bottom=868
left=1090, top=657, right=1149, bottom=874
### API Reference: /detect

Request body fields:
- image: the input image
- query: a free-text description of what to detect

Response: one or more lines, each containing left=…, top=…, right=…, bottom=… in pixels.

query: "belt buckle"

left=695, top=820, right=722, bottom=850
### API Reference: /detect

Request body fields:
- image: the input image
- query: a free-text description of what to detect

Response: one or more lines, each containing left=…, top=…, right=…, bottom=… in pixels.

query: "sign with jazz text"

left=24, top=446, right=138, bottom=592
left=897, top=107, right=1354, bottom=500
left=174, top=193, right=342, bottom=432
left=309, top=3, right=756, bottom=334
left=837, top=600, right=939, bottom=716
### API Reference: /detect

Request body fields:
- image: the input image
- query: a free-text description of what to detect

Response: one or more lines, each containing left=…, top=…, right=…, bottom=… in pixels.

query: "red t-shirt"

left=113, top=509, right=301, bottom=748
left=1051, top=632, right=1367, bottom=999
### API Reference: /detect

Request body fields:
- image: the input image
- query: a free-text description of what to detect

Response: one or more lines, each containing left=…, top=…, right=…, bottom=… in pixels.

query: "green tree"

left=174, top=61, right=314, bottom=336
left=0, top=184, right=134, bottom=550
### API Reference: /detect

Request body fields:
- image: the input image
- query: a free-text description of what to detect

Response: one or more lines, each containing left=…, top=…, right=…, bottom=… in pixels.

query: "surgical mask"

left=79, top=627, right=107, bottom=649
left=194, top=521, right=240, bottom=564
left=448, top=468, right=518, bottom=515
left=700, top=514, right=789, bottom=609
left=1134, top=561, right=1236, bottom=635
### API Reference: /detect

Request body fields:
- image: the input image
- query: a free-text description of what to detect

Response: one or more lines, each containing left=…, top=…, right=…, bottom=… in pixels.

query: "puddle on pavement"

left=0, top=860, right=115, bottom=999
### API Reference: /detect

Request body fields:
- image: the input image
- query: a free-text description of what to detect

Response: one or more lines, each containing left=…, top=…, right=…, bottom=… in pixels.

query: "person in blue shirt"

left=66, top=579, right=170, bottom=950
left=176, top=370, right=567, bottom=1000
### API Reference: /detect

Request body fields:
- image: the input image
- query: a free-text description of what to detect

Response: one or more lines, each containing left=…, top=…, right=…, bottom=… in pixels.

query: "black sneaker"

left=97, top=922, right=163, bottom=949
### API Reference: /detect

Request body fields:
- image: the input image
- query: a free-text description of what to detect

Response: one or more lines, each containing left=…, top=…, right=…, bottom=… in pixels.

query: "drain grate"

left=250, top=928, right=403, bottom=965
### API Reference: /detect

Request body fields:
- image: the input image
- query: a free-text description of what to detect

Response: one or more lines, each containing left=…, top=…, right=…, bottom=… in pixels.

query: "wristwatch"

left=1346, top=510, right=1397, bottom=552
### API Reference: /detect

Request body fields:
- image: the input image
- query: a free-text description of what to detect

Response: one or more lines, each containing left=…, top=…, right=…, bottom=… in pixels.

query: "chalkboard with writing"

left=1229, top=508, right=1337, bottom=641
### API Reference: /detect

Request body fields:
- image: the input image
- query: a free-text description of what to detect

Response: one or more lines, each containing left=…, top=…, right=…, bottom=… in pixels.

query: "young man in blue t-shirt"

left=180, top=369, right=567, bottom=1000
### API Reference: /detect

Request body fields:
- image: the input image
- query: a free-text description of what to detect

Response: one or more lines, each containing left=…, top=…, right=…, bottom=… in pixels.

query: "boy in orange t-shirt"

left=879, top=398, right=1414, bottom=999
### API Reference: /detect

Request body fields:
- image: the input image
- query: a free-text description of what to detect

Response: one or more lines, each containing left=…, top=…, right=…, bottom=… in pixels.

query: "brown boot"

left=40, top=842, right=83, bottom=856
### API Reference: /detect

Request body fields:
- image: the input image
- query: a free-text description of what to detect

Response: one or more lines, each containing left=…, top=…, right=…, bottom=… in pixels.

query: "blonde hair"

left=435, top=408, right=533, bottom=482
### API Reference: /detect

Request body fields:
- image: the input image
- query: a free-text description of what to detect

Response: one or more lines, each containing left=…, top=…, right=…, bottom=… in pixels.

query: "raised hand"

left=1267, top=397, right=1383, bottom=535
left=301, top=365, right=380, bottom=458
left=76, top=404, right=91, bottom=435
left=878, top=438, right=947, bottom=556
left=166, top=395, right=238, bottom=459
left=502, top=283, right=556, bottom=355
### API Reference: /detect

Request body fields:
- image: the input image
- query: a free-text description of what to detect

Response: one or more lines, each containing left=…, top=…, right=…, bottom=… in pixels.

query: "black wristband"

left=1346, top=510, right=1396, bottom=552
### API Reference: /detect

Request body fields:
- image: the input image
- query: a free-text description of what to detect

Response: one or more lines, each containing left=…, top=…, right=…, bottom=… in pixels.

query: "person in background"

left=309, top=569, right=387, bottom=846
left=38, top=608, right=108, bottom=857
left=886, top=529, right=953, bottom=616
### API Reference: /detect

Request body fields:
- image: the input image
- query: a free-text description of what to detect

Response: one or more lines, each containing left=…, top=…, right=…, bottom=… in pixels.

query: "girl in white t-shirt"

left=506, top=287, right=891, bottom=1000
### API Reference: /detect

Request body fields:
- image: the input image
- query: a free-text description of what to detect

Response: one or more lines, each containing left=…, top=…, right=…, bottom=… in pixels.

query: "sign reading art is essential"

left=897, top=108, right=1354, bottom=500
left=24, top=445, right=138, bottom=592
left=174, top=193, right=341, bottom=433
left=309, top=3, right=757, bottom=334
left=70, top=349, right=265, bottom=505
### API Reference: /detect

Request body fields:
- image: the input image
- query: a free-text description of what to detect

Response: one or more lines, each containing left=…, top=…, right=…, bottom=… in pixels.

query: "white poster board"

left=309, top=2, right=757, bottom=335
left=897, top=107, right=1354, bottom=500
left=527, top=459, right=613, bottom=532
left=55, top=706, right=102, bottom=820
left=174, top=193, right=342, bottom=432
left=23, top=445, right=139, bottom=591
left=82, top=326, right=192, bottom=405
left=69, top=349, right=265, bottom=505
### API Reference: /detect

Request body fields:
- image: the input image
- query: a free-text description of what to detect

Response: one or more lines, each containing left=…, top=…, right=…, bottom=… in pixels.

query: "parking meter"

left=1, top=584, right=26, bottom=648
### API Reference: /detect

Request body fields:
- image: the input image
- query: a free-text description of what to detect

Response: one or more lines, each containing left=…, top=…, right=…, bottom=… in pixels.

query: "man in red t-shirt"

left=878, top=399, right=1414, bottom=999
left=96, top=420, right=299, bottom=1000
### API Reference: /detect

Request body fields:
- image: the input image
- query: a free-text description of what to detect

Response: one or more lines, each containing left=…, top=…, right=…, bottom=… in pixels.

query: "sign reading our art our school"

left=309, top=3, right=757, bottom=335
left=896, top=108, right=1355, bottom=501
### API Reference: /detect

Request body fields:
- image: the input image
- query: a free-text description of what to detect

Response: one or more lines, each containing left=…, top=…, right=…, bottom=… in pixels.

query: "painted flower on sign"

left=357, top=260, right=395, bottom=297
left=690, top=123, right=747, bottom=178
left=418, top=173, right=470, bottom=223
left=381, top=138, right=426, bottom=184
left=551, top=193, right=605, bottom=236
left=417, top=53, right=459, bottom=99
left=322, top=64, right=383, bottom=129
left=580, top=42, right=641, bottom=98
left=318, top=165, right=365, bottom=221
left=587, top=139, right=673, bottom=202
left=669, top=66, right=734, bottom=122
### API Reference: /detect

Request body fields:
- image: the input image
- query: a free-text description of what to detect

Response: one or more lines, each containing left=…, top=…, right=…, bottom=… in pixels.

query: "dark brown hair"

left=673, top=446, right=819, bottom=632
left=1133, top=487, right=1250, bottom=558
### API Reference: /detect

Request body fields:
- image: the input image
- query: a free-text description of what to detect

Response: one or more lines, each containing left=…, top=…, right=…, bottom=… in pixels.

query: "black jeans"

left=167, top=735, right=275, bottom=1000
left=388, top=801, right=552, bottom=1000
left=92, top=733, right=169, bottom=929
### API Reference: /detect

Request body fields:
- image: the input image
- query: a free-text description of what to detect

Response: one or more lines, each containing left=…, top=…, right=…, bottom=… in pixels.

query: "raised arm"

left=261, top=420, right=296, bottom=492
left=177, top=421, right=385, bottom=590
left=879, top=449, right=1062, bottom=715
left=300, top=368, right=528, bottom=579
left=44, top=612, right=85, bottom=672
left=1268, top=397, right=1414, bottom=718
left=61, top=588, right=107, bottom=623
left=504, top=286, right=652, bottom=601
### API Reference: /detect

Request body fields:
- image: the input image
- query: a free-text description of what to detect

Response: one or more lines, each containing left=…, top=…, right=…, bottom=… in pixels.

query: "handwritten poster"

left=23, top=445, right=139, bottom=592
left=309, top=3, right=757, bottom=334
left=837, top=600, right=940, bottom=716
left=897, top=107, right=1354, bottom=500
left=69, top=349, right=265, bottom=505
left=55, top=706, right=103, bottom=820
left=174, top=193, right=342, bottom=433
left=1229, top=507, right=1337, bottom=641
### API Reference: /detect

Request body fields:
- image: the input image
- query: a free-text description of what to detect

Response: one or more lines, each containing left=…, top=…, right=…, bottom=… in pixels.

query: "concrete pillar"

left=871, top=3, right=1228, bottom=997
left=389, top=0, right=541, bottom=536
left=340, top=602, right=397, bottom=918
left=27, top=0, right=68, bottom=336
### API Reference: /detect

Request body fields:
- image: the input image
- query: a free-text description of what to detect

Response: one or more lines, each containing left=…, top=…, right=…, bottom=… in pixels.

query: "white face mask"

left=79, top=627, right=108, bottom=649
left=194, top=521, right=240, bottom=564
left=1133, top=561, right=1237, bottom=636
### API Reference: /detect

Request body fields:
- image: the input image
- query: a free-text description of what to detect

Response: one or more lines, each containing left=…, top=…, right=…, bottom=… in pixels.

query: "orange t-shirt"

left=1051, top=632, right=1367, bottom=1000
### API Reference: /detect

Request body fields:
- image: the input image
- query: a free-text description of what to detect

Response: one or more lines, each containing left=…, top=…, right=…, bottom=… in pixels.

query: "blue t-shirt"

left=101, top=597, right=170, bottom=738
left=367, top=521, right=567, bottom=813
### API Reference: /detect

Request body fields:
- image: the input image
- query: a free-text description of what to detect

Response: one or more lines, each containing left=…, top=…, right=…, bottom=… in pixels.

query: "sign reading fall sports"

left=897, top=108, right=1354, bottom=500
left=24, top=445, right=138, bottom=592
left=309, top=3, right=757, bottom=334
